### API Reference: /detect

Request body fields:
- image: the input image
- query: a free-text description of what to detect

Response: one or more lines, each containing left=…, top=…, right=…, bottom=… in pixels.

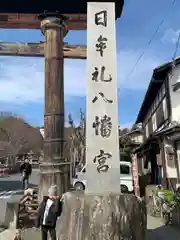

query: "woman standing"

left=36, top=185, right=62, bottom=240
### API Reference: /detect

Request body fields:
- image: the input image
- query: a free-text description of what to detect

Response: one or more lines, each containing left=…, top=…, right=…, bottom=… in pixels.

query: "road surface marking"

left=3, top=191, right=13, bottom=199
left=0, top=190, right=23, bottom=199
left=0, top=191, right=6, bottom=197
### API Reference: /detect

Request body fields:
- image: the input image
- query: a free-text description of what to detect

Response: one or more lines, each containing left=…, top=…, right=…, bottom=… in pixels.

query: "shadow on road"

left=0, top=180, right=38, bottom=191
left=147, top=225, right=180, bottom=240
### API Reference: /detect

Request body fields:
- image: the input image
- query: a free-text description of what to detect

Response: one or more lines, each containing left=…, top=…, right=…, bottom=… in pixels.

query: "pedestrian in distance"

left=20, top=158, right=32, bottom=190
left=35, top=185, right=62, bottom=240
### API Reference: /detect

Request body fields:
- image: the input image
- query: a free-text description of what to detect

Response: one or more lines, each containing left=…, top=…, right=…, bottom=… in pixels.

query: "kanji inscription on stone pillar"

left=86, top=2, right=120, bottom=194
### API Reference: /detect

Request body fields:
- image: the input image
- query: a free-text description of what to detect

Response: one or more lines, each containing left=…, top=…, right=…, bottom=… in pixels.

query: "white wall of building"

left=176, top=142, right=180, bottom=180
left=39, top=128, right=44, bottom=138
left=169, top=65, right=180, bottom=123
left=164, top=139, right=177, bottom=178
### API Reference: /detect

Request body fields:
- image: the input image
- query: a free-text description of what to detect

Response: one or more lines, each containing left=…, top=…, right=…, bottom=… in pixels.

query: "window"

left=152, top=113, right=157, bottom=131
left=82, top=168, right=86, bottom=173
left=144, top=157, right=149, bottom=169
left=120, top=165, right=130, bottom=175
left=157, top=92, right=160, bottom=105
left=165, top=144, right=175, bottom=168
left=152, top=102, right=154, bottom=112
left=144, top=115, right=147, bottom=125
left=145, top=124, right=149, bottom=137
left=162, top=83, right=165, bottom=96
left=155, top=95, right=158, bottom=108
left=163, top=98, right=168, bottom=119
left=159, top=87, right=162, bottom=100
left=146, top=113, right=149, bottom=123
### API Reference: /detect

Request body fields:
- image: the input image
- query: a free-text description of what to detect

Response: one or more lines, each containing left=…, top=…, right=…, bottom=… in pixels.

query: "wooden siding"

left=156, top=102, right=164, bottom=128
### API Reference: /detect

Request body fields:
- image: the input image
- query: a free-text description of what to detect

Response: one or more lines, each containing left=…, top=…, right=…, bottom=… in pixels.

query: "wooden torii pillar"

left=38, top=13, right=69, bottom=200
left=0, top=24, right=86, bottom=201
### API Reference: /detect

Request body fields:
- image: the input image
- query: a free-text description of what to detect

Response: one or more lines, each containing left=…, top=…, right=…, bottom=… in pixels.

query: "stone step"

left=25, top=203, right=39, bottom=207
left=18, top=191, right=39, bottom=228
left=32, top=197, right=38, bottom=201
left=26, top=209, right=37, bottom=214
left=19, top=216, right=36, bottom=222
left=20, top=200, right=38, bottom=207
left=18, top=212, right=29, bottom=217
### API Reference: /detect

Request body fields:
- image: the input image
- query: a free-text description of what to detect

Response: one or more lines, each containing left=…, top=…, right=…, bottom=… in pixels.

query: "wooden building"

left=119, top=128, right=143, bottom=155
left=122, top=128, right=143, bottom=145
left=134, top=57, right=180, bottom=190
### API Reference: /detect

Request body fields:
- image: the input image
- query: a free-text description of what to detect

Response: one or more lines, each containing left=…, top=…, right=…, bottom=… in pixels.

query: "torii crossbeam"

left=0, top=42, right=87, bottom=59
left=0, top=13, right=87, bottom=30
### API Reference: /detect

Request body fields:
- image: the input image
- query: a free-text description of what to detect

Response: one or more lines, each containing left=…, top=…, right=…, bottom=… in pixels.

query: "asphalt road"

left=147, top=215, right=180, bottom=239
left=0, top=169, right=39, bottom=198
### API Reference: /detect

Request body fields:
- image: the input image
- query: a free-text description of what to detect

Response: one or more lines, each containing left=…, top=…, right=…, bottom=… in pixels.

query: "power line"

left=172, top=32, right=180, bottom=62
left=170, top=32, right=180, bottom=76
left=125, top=0, right=177, bottom=81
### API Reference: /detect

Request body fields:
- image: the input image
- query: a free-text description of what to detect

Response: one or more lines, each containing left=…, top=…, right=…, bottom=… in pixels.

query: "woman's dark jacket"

left=35, top=196, right=62, bottom=228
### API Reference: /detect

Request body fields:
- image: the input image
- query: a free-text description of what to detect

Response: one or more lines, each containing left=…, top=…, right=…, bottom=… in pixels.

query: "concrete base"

left=58, top=191, right=147, bottom=240
left=0, top=229, right=19, bottom=240
left=3, top=201, right=19, bottom=229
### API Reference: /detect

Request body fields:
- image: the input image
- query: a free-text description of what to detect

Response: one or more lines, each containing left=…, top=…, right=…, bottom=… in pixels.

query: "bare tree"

left=118, top=128, right=134, bottom=163
left=0, top=114, right=43, bottom=165
left=68, top=109, right=85, bottom=176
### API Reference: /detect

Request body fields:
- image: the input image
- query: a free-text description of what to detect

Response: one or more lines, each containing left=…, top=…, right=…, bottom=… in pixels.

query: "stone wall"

left=57, top=191, right=147, bottom=240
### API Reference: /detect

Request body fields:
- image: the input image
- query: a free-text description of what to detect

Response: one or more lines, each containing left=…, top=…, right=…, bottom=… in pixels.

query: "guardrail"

left=16, top=161, right=39, bottom=169
left=0, top=162, right=40, bottom=176
left=31, top=163, right=39, bottom=169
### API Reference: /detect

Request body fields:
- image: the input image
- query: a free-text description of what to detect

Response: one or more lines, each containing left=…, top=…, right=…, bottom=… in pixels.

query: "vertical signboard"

left=86, top=2, right=120, bottom=194
left=132, top=154, right=140, bottom=196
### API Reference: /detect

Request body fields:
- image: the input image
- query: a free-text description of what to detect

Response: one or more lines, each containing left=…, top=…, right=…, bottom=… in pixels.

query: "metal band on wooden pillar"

left=38, top=13, right=68, bottom=200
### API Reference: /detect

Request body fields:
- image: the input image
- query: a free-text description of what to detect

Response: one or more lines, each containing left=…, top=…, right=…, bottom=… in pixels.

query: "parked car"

left=72, top=161, right=133, bottom=193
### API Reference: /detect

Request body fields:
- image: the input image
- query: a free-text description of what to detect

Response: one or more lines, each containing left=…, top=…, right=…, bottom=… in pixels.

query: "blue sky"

left=0, top=0, right=180, bottom=128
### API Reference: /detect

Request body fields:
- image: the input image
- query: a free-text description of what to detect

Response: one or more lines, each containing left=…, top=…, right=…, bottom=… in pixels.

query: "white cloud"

left=65, top=60, right=86, bottom=96
left=0, top=57, right=86, bottom=104
left=0, top=59, right=44, bottom=104
left=0, top=49, right=161, bottom=104
left=161, top=28, right=180, bottom=44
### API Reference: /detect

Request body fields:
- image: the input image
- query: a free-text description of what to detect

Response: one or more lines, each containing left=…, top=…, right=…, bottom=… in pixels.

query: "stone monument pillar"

left=57, top=3, right=146, bottom=240
left=85, top=1, right=120, bottom=194
left=38, top=13, right=69, bottom=200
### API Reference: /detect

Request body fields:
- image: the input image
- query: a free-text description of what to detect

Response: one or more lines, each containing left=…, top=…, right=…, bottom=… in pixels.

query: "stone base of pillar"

left=57, top=192, right=147, bottom=240
left=38, top=162, right=70, bottom=201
